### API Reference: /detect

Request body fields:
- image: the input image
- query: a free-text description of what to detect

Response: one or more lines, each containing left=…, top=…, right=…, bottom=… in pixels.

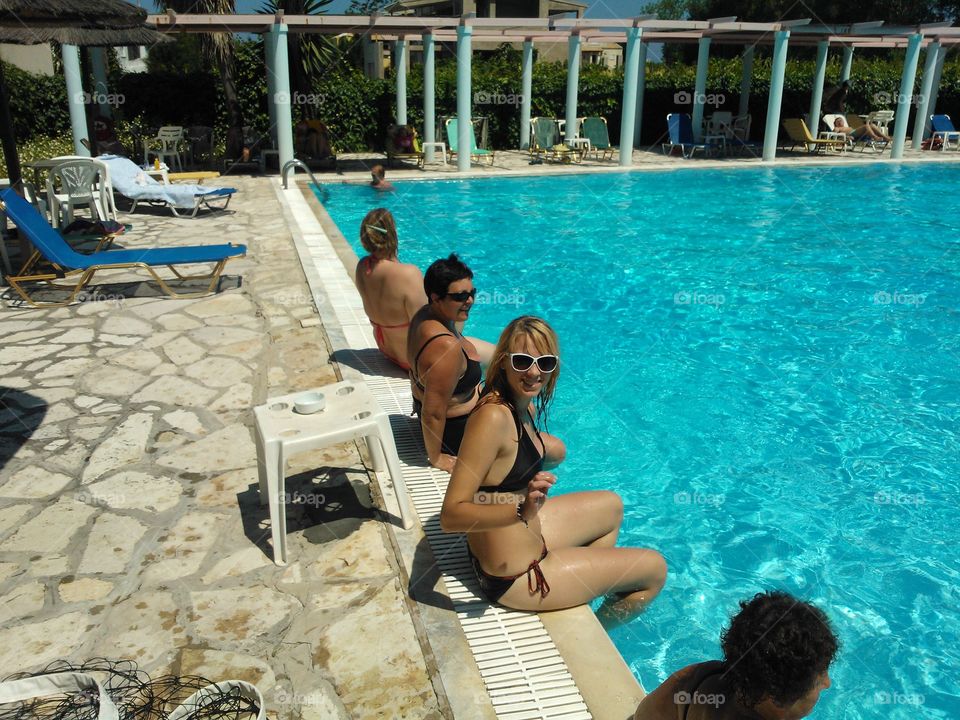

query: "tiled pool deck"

left=1, top=145, right=956, bottom=718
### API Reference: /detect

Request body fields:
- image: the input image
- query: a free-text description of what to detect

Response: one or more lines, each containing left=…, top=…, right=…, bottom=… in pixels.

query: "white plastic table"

left=420, top=141, right=447, bottom=165
left=253, top=380, right=414, bottom=565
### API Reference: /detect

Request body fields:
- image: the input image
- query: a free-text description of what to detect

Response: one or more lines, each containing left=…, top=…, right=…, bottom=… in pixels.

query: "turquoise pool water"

left=317, top=163, right=959, bottom=719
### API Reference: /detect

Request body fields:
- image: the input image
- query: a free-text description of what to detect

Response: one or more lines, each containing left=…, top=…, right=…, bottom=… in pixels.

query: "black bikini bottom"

left=412, top=398, right=470, bottom=455
left=468, top=542, right=551, bottom=603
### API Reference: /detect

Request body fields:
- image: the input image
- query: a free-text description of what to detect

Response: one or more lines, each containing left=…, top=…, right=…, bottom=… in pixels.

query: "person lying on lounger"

left=355, top=208, right=426, bottom=372
left=832, top=116, right=890, bottom=143
left=440, top=316, right=667, bottom=623
left=633, top=590, right=838, bottom=720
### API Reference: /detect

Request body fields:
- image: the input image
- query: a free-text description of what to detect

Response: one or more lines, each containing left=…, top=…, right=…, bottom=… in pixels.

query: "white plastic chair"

left=732, top=114, right=752, bottom=141
left=867, top=110, right=895, bottom=135
left=46, top=159, right=111, bottom=230
left=707, top=111, right=735, bottom=139
left=143, top=125, right=185, bottom=171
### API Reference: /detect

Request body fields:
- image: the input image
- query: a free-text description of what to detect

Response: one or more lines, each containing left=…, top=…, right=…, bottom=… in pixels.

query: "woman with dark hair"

left=355, top=208, right=426, bottom=370
left=407, top=254, right=485, bottom=471
left=634, top=590, right=839, bottom=720
left=440, top=316, right=666, bottom=622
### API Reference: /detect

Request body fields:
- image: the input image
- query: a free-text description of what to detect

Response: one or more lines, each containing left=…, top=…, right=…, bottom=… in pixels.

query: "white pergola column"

left=891, top=33, right=922, bottom=160
left=564, top=32, right=581, bottom=143
left=395, top=38, right=408, bottom=125
left=619, top=26, right=643, bottom=166
left=928, top=45, right=947, bottom=118
left=807, top=40, right=829, bottom=133
left=264, top=30, right=278, bottom=148
left=840, top=46, right=854, bottom=82
left=762, top=30, right=790, bottom=162
left=90, top=49, right=111, bottom=119
left=423, top=32, right=436, bottom=162
left=520, top=39, right=534, bottom=150
left=912, top=41, right=941, bottom=149
left=692, top=36, right=711, bottom=142
left=738, top=45, right=753, bottom=119
left=62, top=44, right=90, bottom=157
left=268, top=23, right=294, bottom=170
left=633, top=41, right=648, bottom=147
left=456, top=22, right=473, bottom=172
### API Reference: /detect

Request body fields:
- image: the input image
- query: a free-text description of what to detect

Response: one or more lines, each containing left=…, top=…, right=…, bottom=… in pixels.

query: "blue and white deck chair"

left=0, top=188, right=246, bottom=307
left=930, top=115, right=960, bottom=151
left=662, top=114, right=718, bottom=158
left=100, top=155, right=236, bottom=218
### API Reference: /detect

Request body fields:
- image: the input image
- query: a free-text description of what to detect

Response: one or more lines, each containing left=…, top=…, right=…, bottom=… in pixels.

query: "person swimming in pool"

left=355, top=208, right=426, bottom=370
left=633, top=590, right=838, bottom=720
left=370, top=164, right=394, bottom=191
left=439, top=316, right=667, bottom=623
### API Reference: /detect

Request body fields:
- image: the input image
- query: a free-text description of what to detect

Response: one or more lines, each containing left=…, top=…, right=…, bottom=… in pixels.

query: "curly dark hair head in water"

left=721, top=590, right=839, bottom=710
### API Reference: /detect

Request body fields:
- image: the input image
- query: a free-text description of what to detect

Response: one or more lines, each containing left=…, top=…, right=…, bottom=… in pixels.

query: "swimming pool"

left=318, top=163, right=959, bottom=719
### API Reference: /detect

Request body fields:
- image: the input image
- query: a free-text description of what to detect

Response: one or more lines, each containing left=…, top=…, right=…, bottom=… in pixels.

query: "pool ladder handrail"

left=281, top=159, right=322, bottom=190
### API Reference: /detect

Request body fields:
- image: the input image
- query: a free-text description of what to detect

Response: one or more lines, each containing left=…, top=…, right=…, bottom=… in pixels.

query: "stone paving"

left=0, top=176, right=445, bottom=719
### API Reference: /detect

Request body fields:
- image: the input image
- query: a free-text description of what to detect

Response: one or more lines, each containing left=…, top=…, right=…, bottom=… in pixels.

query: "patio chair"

left=45, top=158, right=114, bottom=229
left=866, top=110, right=895, bottom=136
left=529, top=117, right=579, bottom=163
left=580, top=116, right=615, bottom=161
left=143, top=126, right=185, bottom=172
left=385, top=124, right=423, bottom=168
left=662, top=114, right=719, bottom=158
left=0, top=187, right=246, bottom=308
left=781, top=118, right=846, bottom=154
left=445, top=118, right=495, bottom=165
left=100, top=155, right=236, bottom=218
left=185, top=125, right=214, bottom=166
left=930, top=115, right=960, bottom=151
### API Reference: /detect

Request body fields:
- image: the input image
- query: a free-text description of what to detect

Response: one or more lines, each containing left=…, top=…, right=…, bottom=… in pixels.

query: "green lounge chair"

left=444, top=118, right=495, bottom=165
left=0, top=188, right=246, bottom=308
left=581, top=116, right=616, bottom=161
left=529, top=117, right=580, bottom=163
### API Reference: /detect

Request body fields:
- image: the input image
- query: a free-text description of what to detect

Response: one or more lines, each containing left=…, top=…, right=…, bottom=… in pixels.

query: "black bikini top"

left=478, top=403, right=545, bottom=493
left=412, top=333, right=482, bottom=399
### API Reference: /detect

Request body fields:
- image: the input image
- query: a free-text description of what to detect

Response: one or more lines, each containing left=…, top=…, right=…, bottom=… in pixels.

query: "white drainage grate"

left=279, top=183, right=591, bottom=719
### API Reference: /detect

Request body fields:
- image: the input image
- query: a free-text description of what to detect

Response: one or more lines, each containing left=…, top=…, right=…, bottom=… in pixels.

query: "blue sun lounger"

left=662, top=114, right=720, bottom=158
left=0, top=188, right=246, bottom=307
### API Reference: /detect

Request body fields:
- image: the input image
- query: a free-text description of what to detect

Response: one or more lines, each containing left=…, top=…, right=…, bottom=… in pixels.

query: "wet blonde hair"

left=360, top=208, right=398, bottom=258
left=482, top=316, right=560, bottom=428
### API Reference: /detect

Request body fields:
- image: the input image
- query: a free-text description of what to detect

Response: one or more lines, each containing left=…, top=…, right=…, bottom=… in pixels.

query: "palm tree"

left=159, top=0, right=243, bottom=130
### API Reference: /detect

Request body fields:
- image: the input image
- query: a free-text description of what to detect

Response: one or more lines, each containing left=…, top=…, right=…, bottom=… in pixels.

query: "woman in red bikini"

left=440, top=316, right=667, bottom=624
left=355, top=208, right=426, bottom=370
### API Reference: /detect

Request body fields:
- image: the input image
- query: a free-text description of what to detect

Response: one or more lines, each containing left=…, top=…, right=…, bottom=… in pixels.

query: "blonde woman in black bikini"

left=440, top=316, right=667, bottom=623
left=355, top=208, right=426, bottom=370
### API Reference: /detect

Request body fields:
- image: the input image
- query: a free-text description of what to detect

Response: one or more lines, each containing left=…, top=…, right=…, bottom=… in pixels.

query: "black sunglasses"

left=441, top=288, right=477, bottom=302
left=509, top=353, right=559, bottom=373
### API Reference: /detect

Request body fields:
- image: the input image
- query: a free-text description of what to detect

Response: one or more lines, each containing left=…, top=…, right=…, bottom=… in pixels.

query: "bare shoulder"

left=469, top=399, right=513, bottom=432
left=634, top=662, right=720, bottom=720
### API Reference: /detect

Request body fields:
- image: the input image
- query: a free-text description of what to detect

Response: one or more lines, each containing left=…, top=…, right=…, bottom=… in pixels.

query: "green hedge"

left=5, top=46, right=960, bottom=169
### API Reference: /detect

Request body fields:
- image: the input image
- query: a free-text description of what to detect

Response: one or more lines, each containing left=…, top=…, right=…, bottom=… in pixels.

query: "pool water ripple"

left=319, top=162, right=960, bottom=719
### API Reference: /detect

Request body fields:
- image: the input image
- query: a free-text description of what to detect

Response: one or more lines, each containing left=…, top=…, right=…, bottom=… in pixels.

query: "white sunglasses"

left=509, top=353, right=559, bottom=373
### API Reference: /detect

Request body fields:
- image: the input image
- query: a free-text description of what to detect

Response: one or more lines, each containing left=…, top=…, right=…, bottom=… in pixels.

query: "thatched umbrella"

left=0, top=0, right=169, bottom=187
